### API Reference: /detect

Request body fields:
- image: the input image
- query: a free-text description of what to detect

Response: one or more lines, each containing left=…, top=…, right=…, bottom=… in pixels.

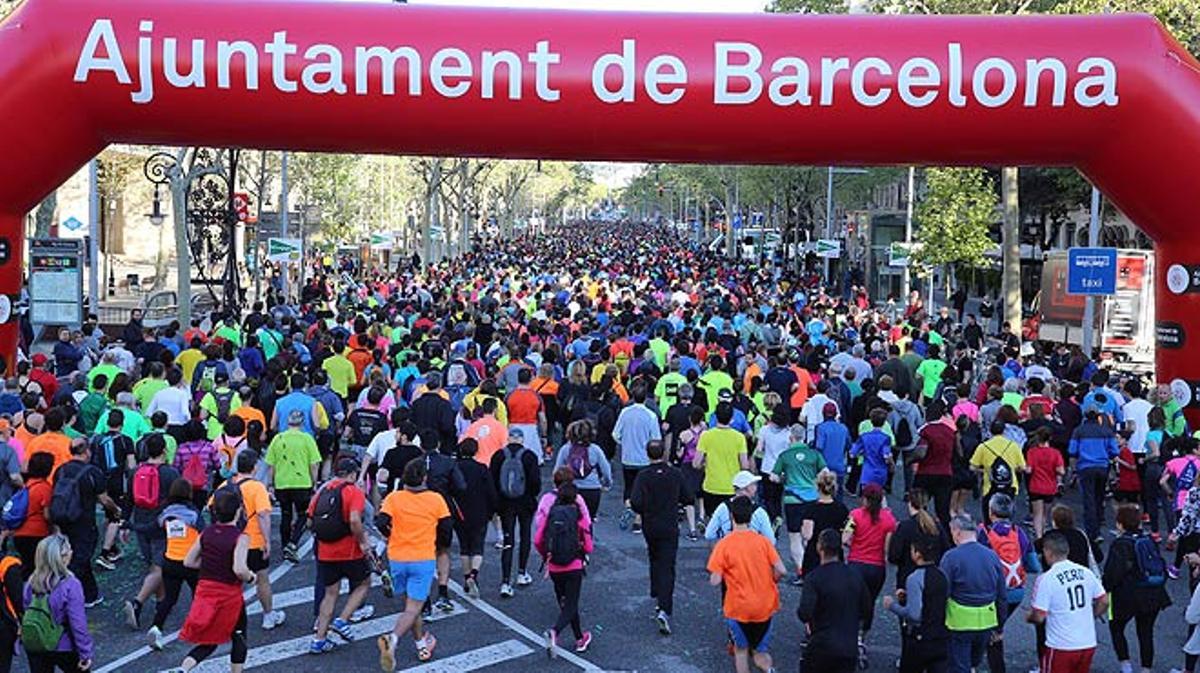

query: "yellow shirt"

left=969, top=436, right=1027, bottom=495
left=176, top=349, right=206, bottom=387
left=698, top=426, right=746, bottom=496
left=322, top=355, right=356, bottom=398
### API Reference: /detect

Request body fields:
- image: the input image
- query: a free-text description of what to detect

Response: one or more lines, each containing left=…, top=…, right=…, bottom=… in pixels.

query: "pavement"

left=31, top=463, right=1200, bottom=673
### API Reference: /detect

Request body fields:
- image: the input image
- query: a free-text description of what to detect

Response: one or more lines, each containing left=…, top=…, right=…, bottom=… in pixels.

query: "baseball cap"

left=287, top=409, right=305, bottom=426
left=717, top=389, right=733, bottom=402
left=335, top=457, right=360, bottom=475
left=507, top=427, right=525, bottom=441
left=731, top=471, right=761, bottom=490
left=31, top=353, right=48, bottom=366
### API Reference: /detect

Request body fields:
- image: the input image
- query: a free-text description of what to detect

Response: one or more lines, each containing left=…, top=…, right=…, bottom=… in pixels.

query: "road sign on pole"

left=816, top=239, right=841, bottom=259
left=888, top=242, right=911, bottom=267
left=266, top=237, right=303, bottom=263
left=1067, top=247, right=1117, bottom=295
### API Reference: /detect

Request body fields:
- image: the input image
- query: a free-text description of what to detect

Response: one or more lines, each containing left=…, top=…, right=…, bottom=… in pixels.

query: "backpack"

left=182, top=452, right=208, bottom=490
left=48, top=465, right=86, bottom=526
left=21, top=593, right=64, bottom=653
left=566, top=443, right=594, bottom=480
left=498, top=446, right=528, bottom=499
left=212, top=389, right=236, bottom=423
left=93, top=434, right=119, bottom=473
left=895, top=415, right=914, bottom=449
left=1178, top=458, right=1199, bottom=493
left=1130, top=534, right=1167, bottom=588
left=131, top=464, right=163, bottom=510
left=986, top=442, right=1016, bottom=495
left=311, top=481, right=351, bottom=542
left=546, top=503, right=581, bottom=566
left=1, top=488, right=29, bottom=530
left=212, top=477, right=248, bottom=529
left=986, top=525, right=1026, bottom=589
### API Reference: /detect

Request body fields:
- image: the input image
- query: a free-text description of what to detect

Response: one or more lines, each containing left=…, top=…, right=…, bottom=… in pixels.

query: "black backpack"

left=498, top=446, right=528, bottom=499
left=895, top=415, right=914, bottom=448
left=546, top=503, right=581, bottom=566
left=212, top=389, right=236, bottom=423
left=311, top=481, right=352, bottom=542
left=987, top=442, right=1016, bottom=495
left=49, top=464, right=86, bottom=527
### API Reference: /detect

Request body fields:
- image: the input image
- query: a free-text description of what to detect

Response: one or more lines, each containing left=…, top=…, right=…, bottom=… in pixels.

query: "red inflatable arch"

left=1, top=0, right=1199, bottom=400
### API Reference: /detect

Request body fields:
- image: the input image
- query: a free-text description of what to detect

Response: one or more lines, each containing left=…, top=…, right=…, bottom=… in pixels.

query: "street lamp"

left=143, top=152, right=176, bottom=227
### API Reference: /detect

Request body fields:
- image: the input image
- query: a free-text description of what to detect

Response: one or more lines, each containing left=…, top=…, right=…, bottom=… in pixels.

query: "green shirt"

left=772, top=444, right=826, bottom=504
left=132, top=378, right=168, bottom=412
left=265, top=429, right=322, bottom=489
left=94, top=408, right=151, bottom=443
left=257, top=328, right=283, bottom=361
left=648, top=338, right=670, bottom=371
left=86, top=363, right=121, bottom=392
left=654, top=372, right=688, bottom=416
left=322, top=355, right=356, bottom=399
left=697, top=426, right=746, bottom=496
left=214, top=323, right=243, bottom=348
left=915, top=359, right=947, bottom=400
left=698, top=369, right=734, bottom=417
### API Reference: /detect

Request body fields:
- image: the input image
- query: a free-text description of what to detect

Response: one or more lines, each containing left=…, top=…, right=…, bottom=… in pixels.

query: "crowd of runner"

left=0, top=221, right=1195, bottom=672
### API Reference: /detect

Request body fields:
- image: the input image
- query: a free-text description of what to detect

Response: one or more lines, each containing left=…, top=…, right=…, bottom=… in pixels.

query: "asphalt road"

left=24, top=463, right=1200, bottom=673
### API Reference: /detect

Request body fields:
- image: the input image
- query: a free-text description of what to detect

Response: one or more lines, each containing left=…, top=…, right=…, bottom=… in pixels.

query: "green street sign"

left=266, top=237, right=302, bottom=263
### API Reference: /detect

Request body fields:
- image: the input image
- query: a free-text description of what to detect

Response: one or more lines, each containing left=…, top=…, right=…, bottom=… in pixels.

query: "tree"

left=913, top=168, right=997, bottom=286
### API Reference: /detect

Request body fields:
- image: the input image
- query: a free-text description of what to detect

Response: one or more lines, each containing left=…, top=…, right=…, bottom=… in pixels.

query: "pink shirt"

left=952, top=400, right=980, bottom=424
left=534, top=494, right=594, bottom=573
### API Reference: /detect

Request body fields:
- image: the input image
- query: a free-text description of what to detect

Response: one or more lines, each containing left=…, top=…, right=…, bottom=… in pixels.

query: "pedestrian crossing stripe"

left=179, top=604, right=471, bottom=673
left=247, top=575, right=382, bottom=616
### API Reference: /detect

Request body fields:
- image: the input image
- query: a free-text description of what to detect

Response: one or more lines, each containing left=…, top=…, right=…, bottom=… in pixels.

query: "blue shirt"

left=1068, top=421, right=1119, bottom=471
left=273, top=391, right=316, bottom=434
left=709, top=408, right=750, bottom=434
left=814, top=419, right=850, bottom=475
left=850, top=429, right=893, bottom=487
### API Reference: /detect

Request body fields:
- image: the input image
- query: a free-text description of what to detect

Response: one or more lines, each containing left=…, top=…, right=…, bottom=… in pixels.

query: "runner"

left=1029, top=531, right=1108, bottom=673
left=630, top=439, right=694, bottom=635
left=535, top=480, right=594, bottom=658
left=308, top=456, right=372, bottom=654
left=147, top=478, right=203, bottom=650
left=490, top=428, right=540, bottom=598
left=213, top=450, right=284, bottom=630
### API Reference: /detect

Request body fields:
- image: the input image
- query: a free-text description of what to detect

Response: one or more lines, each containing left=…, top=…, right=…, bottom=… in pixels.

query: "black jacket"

left=455, top=458, right=497, bottom=528
left=887, top=518, right=950, bottom=588
left=630, top=462, right=694, bottom=538
left=489, top=443, right=542, bottom=510
left=1102, top=534, right=1170, bottom=616
left=798, top=561, right=871, bottom=660
left=411, top=393, right=457, bottom=453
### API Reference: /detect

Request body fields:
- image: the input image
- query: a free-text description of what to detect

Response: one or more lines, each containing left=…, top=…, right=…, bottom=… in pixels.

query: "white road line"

left=178, top=604, right=469, bottom=673
left=246, top=575, right=382, bottom=616
left=96, top=537, right=314, bottom=673
left=448, top=580, right=602, bottom=671
left=397, top=639, right=533, bottom=672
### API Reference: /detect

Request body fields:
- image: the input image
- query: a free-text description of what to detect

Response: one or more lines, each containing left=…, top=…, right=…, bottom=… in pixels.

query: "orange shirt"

left=25, top=433, right=71, bottom=477
left=742, top=362, right=762, bottom=394
left=380, top=489, right=449, bottom=562
left=346, top=348, right=373, bottom=386
left=13, top=478, right=52, bottom=538
left=464, top=416, right=508, bottom=466
left=706, top=529, right=782, bottom=622
left=13, top=426, right=35, bottom=453
left=530, top=376, right=559, bottom=398
left=212, top=476, right=272, bottom=550
left=164, top=513, right=201, bottom=562
left=231, top=406, right=266, bottom=437
left=505, top=388, right=543, bottom=426
left=788, top=366, right=812, bottom=410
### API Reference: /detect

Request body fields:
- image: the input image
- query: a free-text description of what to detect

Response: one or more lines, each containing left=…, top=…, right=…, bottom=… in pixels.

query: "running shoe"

left=544, top=629, right=558, bottom=659
left=687, top=529, right=700, bottom=542
left=575, top=630, right=592, bottom=653
left=1169, top=564, right=1182, bottom=580
left=94, top=555, right=116, bottom=571
left=500, top=582, right=515, bottom=598
left=309, top=638, right=337, bottom=655
left=631, top=522, right=642, bottom=534
left=283, top=543, right=300, bottom=564
left=380, top=567, right=394, bottom=598
left=434, top=597, right=454, bottom=613
left=351, top=604, right=375, bottom=623
left=147, top=625, right=165, bottom=651
left=516, top=571, right=534, bottom=587
left=330, top=617, right=356, bottom=642
left=123, top=598, right=142, bottom=629
left=655, top=610, right=671, bottom=635
left=465, top=575, right=479, bottom=598
left=84, top=596, right=105, bottom=609
left=494, top=540, right=506, bottom=550
left=262, top=610, right=286, bottom=630
left=618, top=508, right=634, bottom=531
left=421, top=601, right=433, bottom=618
left=378, top=634, right=397, bottom=672
left=857, top=639, right=868, bottom=670
left=416, top=632, right=437, bottom=662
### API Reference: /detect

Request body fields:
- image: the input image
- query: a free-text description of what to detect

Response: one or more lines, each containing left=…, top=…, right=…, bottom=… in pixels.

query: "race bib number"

left=165, top=519, right=187, bottom=539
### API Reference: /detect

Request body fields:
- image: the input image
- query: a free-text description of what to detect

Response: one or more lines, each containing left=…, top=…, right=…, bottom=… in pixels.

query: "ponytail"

left=908, top=488, right=938, bottom=537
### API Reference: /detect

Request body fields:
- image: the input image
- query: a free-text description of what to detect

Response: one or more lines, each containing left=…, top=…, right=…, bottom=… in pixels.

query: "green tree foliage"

left=1055, top=0, right=1199, bottom=56
left=913, top=167, right=997, bottom=269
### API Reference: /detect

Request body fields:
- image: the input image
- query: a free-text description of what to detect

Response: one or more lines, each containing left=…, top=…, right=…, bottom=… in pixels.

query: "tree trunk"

left=33, top=191, right=56, bottom=239
left=1001, top=166, right=1021, bottom=334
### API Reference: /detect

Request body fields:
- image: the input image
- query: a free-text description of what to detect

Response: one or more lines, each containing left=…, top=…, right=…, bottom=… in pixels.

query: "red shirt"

left=915, top=421, right=956, bottom=477
left=307, top=479, right=366, bottom=561
left=1020, top=395, right=1055, bottom=420
left=1026, top=445, right=1064, bottom=496
left=846, top=507, right=896, bottom=567
left=1116, top=446, right=1141, bottom=493
left=14, top=478, right=52, bottom=538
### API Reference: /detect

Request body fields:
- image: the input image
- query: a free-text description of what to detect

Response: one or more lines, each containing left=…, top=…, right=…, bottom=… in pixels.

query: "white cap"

left=731, top=471, right=761, bottom=490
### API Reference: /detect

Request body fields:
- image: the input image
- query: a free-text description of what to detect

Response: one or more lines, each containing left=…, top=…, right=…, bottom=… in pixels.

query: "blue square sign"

left=1067, top=247, right=1118, bottom=295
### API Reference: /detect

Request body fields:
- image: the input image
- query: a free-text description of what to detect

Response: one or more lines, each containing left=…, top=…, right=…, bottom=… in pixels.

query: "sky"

left=408, top=0, right=767, bottom=12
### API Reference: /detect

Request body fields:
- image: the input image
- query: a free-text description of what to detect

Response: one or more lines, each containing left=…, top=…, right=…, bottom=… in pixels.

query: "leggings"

left=275, top=487, right=312, bottom=547
left=153, top=560, right=199, bottom=629
left=551, top=570, right=584, bottom=640
left=758, top=477, right=783, bottom=522
left=0, top=618, right=15, bottom=673
left=186, top=605, right=248, bottom=666
left=26, top=650, right=80, bottom=673
left=849, top=562, right=886, bottom=632
left=499, top=506, right=533, bottom=581
left=578, top=489, right=601, bottom=524
left=1110, top=608, right=1159, bottom=669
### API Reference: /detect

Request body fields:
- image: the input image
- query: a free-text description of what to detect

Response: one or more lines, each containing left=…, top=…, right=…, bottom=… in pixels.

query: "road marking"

left=398, top=639, right=533, bottom=672
left=96, top=537, right=314, bottom=673
left=448, top=579, right=601, bottom=671
left=246, top=575, right=382, bottom=616
left=178, top=604, right=469, bottom=673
